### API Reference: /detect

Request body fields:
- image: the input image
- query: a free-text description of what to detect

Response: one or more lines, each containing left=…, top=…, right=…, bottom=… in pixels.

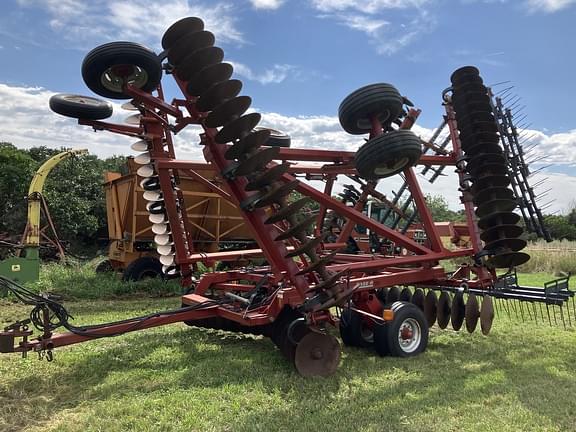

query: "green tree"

left=545, top=214, right=576, bottom=241
left=0, top=143, right=36, bottom=234
left=424, top=194, right=466, bottom=223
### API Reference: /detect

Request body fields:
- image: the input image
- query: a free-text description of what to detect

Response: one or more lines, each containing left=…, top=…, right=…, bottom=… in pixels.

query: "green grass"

left=23, top=261, right=182, bottom=300
left=1, top=294, right=575, bottom=432
left=1, top=264, right=574, bottom=431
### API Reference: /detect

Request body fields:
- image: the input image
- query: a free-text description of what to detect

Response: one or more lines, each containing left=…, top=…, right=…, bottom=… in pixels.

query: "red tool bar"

left=403, top=167, right=444, bottom=252
left=277, top=148, right=455, bottom=166
left=16, top=307, right=219, bottom=352
left=348, top=266, right=446, bottom=290
left=327, top=248, right=474, bottom=273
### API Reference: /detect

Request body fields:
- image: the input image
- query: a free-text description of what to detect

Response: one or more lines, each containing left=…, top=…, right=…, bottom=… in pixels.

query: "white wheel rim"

left=62, top=95, right=103, bottom=106
left=101, top=65, right=149, bottom=93
left=397, top=317, right=421, bottom=353
left=374, top=156, right=409, bottom=176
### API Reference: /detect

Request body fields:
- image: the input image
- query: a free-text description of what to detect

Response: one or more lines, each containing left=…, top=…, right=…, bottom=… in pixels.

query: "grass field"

left=1, top=270, right=575, bottom=432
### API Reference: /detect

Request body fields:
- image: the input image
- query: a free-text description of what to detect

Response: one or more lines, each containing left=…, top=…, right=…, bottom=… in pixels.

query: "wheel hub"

left=397, top=317, right=421, bottom=353
left=102, top=65, right=149, bottom=93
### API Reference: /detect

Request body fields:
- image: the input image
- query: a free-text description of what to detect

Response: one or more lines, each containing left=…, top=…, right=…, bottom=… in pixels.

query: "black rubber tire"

left=258, top=128, right=291, bottom=147
left=82, top=42, right=162, bottom=99
left=339, top=83, right=403, bottom=135
left=355, top=130, right=422, bottom=180
left=49, top=94, right=113, bottom=120
left=95, top=259, right=113, bottom=273
left=339, top=308, right=373, bottom=348
left=374, top=301, right=428, bottom=357
left=122, top=256, right=162, bottom=281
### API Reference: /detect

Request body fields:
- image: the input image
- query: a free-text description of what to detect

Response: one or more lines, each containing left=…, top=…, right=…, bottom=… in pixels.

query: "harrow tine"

left=565, top=302, right=572, bottom=327
left=519, top=301, right=525, bottom=322
left=560, top=306, right=567, bottom=330
left=545, top=304, right=552, bottom=326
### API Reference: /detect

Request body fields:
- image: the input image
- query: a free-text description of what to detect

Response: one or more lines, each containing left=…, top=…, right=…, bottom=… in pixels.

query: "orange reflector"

left=382, top=309, right=394, bottom=322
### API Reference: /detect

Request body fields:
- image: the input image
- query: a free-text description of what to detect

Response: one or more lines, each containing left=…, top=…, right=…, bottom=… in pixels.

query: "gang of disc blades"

left=245, top=163, right=291, bottom=191
left=478, top=211, right=521, bottom=230
left=187, top=62, right=234, bottom=96
left=224, top=129, right=271, bottom=160
left=167, top=30, right=215, bottom=65
left=234, top=146, right=280, bottom=177
left=196, top=79, right=243, bottom=113
left=480, top=224, right=524, bottom=243
left=177, top=46, right=224, bottom=81
left=487, top=251, right=530, bottom=268
left=265, top=197, right=312, bottom=224
left=215, top=113, right=262, bottom=144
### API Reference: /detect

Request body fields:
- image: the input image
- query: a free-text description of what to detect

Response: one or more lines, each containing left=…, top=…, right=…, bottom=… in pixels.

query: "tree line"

left=1, top=143, right=574, bottom=255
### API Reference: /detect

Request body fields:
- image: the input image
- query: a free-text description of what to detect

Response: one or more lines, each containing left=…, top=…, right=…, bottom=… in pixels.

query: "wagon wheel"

left=338, top=83, right=404, bottom=135
left=82, top=42, right=162, bottom=99
left=354, top=130, right=422, bottom=180
left=374, top=301, right=428, bottom=357
left=49, top=94, right=113, bottom=120
left=339, top=308, right=373, bottom=347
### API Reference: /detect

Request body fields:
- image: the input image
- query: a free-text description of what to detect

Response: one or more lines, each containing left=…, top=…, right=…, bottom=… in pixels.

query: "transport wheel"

left=122, top=256, right=162, bottom=281
left=374, top=302, right=428, bottom=357
left=256, top=127, right=291, bottom=147
left=95, top=259, right=113, bottom=273
left=82, top=42, right=162, bottom=99
left=338, top=83, right=403, bottom=135
left=339, top=308, right=373, bottom=347
left=49, top=94, right=113, bottom=120
left=354, top=130, right=422, bottom=180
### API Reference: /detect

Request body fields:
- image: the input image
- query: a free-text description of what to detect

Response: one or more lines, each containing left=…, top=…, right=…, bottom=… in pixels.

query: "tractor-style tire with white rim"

left=354, top=130, right=422, bottom=180
left=338, top=83, right=404, bottom=135
left=82, top=42, right=162, bottom=99
left=339, top=307, right=373, bottom=348
left=49, top=94, right=113, bottom=120
left=373, top=301, right=428, bottom=357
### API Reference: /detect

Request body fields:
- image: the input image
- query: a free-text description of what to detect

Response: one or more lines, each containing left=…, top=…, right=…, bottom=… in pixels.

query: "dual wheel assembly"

left=338, top=83, right=422, bottom=180
left=340, top=301, right=429, bottom=357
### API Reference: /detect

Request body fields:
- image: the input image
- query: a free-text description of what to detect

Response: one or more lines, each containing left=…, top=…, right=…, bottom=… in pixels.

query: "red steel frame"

left=7, top=77, right=498, bottom=356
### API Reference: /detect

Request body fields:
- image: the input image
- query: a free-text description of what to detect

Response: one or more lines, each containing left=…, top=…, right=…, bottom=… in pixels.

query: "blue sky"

left=1, top=0, right=575, bottom=212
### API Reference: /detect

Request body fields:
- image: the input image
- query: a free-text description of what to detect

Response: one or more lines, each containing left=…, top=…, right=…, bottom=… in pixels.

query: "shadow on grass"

left=2, top=321, right=576, bottom=431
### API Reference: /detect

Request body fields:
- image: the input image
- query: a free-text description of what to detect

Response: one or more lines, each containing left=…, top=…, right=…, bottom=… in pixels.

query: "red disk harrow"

left=1, top=17, right=573, bottom=376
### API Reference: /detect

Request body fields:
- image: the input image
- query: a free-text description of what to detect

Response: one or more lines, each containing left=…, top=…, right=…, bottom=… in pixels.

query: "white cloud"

left=250, top=0, right=285, bottom=9
left=311, top=0, right=436, bottom=55
left=1, top=82, right=573, bottom=215
left=311, top=0, right=430, bottom=13
left=525, top=0, right=576, bottom=12
left=16, top=0, right=244, bottom=49
left=230, top=62, right=297, bottom=85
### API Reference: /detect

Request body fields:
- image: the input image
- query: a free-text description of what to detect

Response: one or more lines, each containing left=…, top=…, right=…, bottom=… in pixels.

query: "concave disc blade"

left=480, top=296, right=495, bottom=335
left=424, top=290, right=438, bottom=327
left=451, top=292, right=465, bottom=331
left=437, top=291, right=452, bottom=330
left=465, top=294, right=480, bottom=333
left=294, top=332, right=341, bottom=377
